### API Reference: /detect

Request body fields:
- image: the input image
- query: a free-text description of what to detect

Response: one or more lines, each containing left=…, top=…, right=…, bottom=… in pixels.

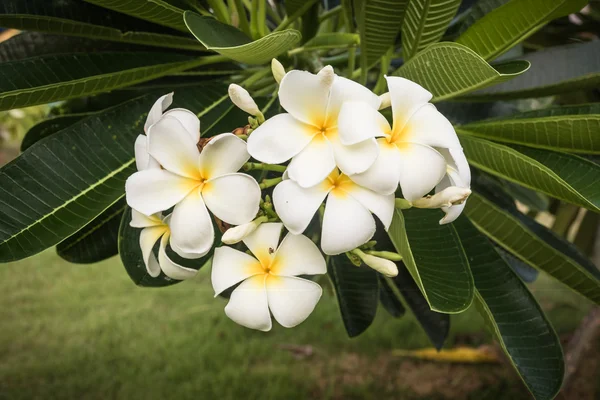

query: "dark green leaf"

left=378, top=276, right=406, bottom=318
left=454, top=217, right=563, bottom=400
left=401, top=0, right=461, bottom=60
left=459, top=135, right=600, bottom=212
left=300, top=33, right=360, bottom=51
left=457, top=0, right=510, bottom=34
left=461, top=41, right=600, bottom=100
left=387, top=207, right=474, bottom=313
left=184, top=12, right=301, bottom=65
left=56, top=198, right=126, bottom=264
left=0, top=52, right=206, bottom=111
left=328, top=254, right=379, bottom=337
left=21, top=113, right=93, bottom=152
left=495, top=245, right=539, bottom=283
left=393, top=42, right=529, bottom=102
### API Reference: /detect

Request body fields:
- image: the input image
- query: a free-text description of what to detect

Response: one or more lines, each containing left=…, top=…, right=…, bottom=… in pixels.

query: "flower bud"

left=379, top=92, right=391, bottom=110
left=411, top=186, right=472, bottom=209
left=271, top=58, right=286, bottom=84
left=317, top=65, right=335, bottom=87
left=222, top=216, right=268, bottom=244
left=228, top=84, right=262, bottom=119
left=352, top=249, right=398, bottom=277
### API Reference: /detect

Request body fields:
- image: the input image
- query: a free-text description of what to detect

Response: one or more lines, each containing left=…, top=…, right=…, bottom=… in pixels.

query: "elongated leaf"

left=84, top=0, right=188, bottom=32
left=56, top=198, right=126, bottom=264
left=457, top=0, right=510, bottom=34
left=495, top=245, right=539, bottom=283
left=301, top=33, right=360, bottom=51
left=501, top=181, right=549, bottom=212
left=328, top=255, right=379, bottom=337
left=459, top=135, right=600, bottom=212
left=456, top=0, right=587, bottom=60
left=462, top=41, right=600, bottom=100
left=0, top=0, right=201, bottom=50
left=454, top=217, right=563, bottom=400
left=378, top=276, right=406, bottom=318
left=358, top=0, right=409, bottom=67
left=387, top=208, right=473, bottom=313
left=401, top=0, right=461, bottom=60
left=460, top=105, right=600, bottom=154
left=465, top=190, right=600, bottom=304
left=0, top=83, right=227, bottom=262
left=393, top=42, right=529, bottom=101
left=184, top=12, right=301, bottom=65
left=0, top=52, right=206, bottom=111
left=21, top=113, right=93, bottom=152
left=391, top=262, right=450, bottom=350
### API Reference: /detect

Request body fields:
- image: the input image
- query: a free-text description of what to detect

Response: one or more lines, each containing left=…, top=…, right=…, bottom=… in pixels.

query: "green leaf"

left=299, top=33, right=360, bottom=51
left=328, top=254, right=379, bottom=337
left=460, top=104, right=600, bottom=154
left=465, top=190, right=600, bottom=305
left=393, top=42, right=529, bottom=102
left=0, top=0, right=202, bottom=50
left=358, top=0, right=409, bottom=67
left=461, top=41, right=600, bottom=100
left=83, top=0, right=188, bottom=32
left=401, top=0, right=461, bottom=61
left=501, top=181, right=549, bottom=212
left=456, top=0, right=587, bottom=60
left=283, top=0, right=310, bottom=16
left=21, top=113, right=93, bottom=152
left=378, top=276, right=406, bottom=318
left=0, top=52, right=206, bottom=111
left=454, top=217, right=564, bottom=400
left=387, top=208, right=474, bottom=313
left=457, top=0, right=510, bottom=34
left=56, top=198, right=126, bottom=264
left=391, top=262, right=450, bottom=349
left=0, top=82, right=227, bottom=262
left=459, top=135, right=600, bottom=212
left=184, top=12, right=301, bottom=65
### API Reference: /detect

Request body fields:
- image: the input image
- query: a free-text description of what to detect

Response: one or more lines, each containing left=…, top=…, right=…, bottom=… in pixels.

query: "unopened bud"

left=228, top=84, right=265, bottom=122
left=317, top=65, right=335, bottom=87
left=271, top=58, right=286, bottom=84
left=352, top=249, right=398, bottom=277
left=222, top=216, right=268, bottom=244
left=379, top=92, right=391, bottom=110
left=411, top=186, right=471, bottom=209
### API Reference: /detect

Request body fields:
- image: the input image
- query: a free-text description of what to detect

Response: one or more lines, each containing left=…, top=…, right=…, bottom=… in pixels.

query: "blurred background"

left=1, top=12, right=600, bottom=399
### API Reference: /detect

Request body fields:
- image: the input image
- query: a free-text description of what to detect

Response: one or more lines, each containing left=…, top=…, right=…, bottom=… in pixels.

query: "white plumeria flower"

left=212, top=223, right=327, bottom=331
left=130, top=209, right=198, bottom=280
left=125, top=113, right=261, bottom=259
left=435, top=148, right=471, bottom=224
left=247, top=65, right=381, bottom=188
left=338, top=76, right=466, bottom=200
left=273, top=169, right=394, bottom=255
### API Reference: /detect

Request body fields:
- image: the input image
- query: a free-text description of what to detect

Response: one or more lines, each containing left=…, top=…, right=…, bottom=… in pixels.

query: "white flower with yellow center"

left=212, top=223, right=326, bottom=331
left=125, top=114, right=261, bottom=258
left=273, top=169, right=394, bottom=255
left=130, top=210, right=198, bottom=280
left=247, top=65, right=381, bottom=188
left=338, top=76, right=467, bottom=200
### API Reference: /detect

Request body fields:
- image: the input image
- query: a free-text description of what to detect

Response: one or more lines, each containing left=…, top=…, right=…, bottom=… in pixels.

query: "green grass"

left=0, top=250, right=590, bottom=399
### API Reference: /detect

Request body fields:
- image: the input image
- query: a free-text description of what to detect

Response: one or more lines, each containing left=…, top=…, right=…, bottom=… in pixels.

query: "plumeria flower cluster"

left=124, top=61, right=471, bottom=332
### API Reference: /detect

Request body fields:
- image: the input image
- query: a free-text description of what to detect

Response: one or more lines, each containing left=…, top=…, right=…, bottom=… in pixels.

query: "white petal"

left=329, top=135, right=379, bottom=176
left=326, top=76, right=381, bottom=125
left=348, top=138, right=401, bottom=195
left=243, top=222, right=283, bottom=266
left=287, top=137, right=336, bottom=188
left=158, top=234, right=198, bottom=280
left=169, top=189, right=214, bottom=256
left=403, top=104, right=460, bottom=149
left=130, top=209, right=162, bottom=228
left=440, top=202, right=466, bottom=224
left=144, top=93, right=173, bottom=132
left=321, top=191, right=376, bottom=255
left=163, top=108, right=200, bottom=143
left=272, top=233, right=327, bottom=276
left=272, top=179, right=329, bottom=234
left=266, top=276, right=322, bottom=328
left=247, top=113, right=316, bottom=164
left=385, top=76, right=432, bottom=133
left=337, top=101, right=390, bottom=145
left=147, top=116, right=201, bottom=179
left=125, top=169, right=198, bottom=216
left=279, top=69, right=331, bottom=126
left=443, top=147, right=471, bottom=187
left=202, top=173, right=261, bottom=225
left=198, top=133, right=250, bottom=179
left=211, top=246, right=264, bottom=296
left=225, top=275, right=272, bottom=331
left=342, top=183, right=395, bottom=230
left=397, top=143, right=446, bottom=201
left=134, top=135, right=159, bottom=171
left=139, top=226, right=166, bottom=278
